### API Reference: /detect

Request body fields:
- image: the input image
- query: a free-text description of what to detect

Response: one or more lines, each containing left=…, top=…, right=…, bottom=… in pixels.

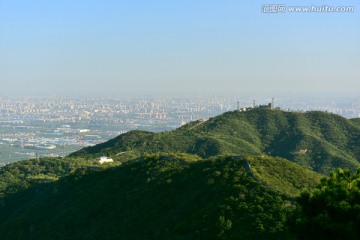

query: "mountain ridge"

left=71, top=109, right=360, bottom=174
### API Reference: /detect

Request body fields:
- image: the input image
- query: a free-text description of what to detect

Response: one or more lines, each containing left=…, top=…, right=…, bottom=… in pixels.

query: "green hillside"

left=1, top=109, right=351, bottom=239
left=0, top=153, right=322, bottom=240
left=0, top=155, right=128, bottom=198
left=71, top=109, right=360, bottom=174
left=350, top=117, right=360, bottom=127
left=245, top=155, right=322, bottom=197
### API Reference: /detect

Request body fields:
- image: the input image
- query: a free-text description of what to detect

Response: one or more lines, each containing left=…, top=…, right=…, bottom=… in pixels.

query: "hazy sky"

left=1, top=0, right=359, bottom=96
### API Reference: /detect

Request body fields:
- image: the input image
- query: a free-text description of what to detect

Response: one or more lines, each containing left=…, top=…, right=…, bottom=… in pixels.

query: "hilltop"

left=71, top=108, right=360, bottom=174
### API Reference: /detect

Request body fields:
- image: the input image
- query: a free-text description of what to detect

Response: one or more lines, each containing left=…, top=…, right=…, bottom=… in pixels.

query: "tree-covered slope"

left=289, top=168, right=360, bottom=240
left=350, top=117, right=360, bottom=128
left=0, top=155, right=126, bottom=198
left=71, top=109, right=360, bottom=174
left=245, top=155, right=322, bottom=197
left=0, top=153, right=322, bottom=240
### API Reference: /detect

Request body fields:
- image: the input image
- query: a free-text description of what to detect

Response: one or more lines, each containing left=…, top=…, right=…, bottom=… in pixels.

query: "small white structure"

left=78, top=129, right=90, bottom=133
left=98, top=156, right=114, bottom=164
left=299, top=149, right=308, bottom=154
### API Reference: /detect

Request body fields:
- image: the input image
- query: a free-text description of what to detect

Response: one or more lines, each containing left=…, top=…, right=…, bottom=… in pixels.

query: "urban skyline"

left=1, top=95, right=359, bottom=163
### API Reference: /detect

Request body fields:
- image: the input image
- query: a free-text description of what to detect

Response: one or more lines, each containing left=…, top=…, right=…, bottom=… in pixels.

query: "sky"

left=0, top=0, right=359, bottom=96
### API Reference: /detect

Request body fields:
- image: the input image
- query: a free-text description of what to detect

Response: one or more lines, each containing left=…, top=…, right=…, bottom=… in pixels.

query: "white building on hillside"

left=98, top=156, right=114, bottom=164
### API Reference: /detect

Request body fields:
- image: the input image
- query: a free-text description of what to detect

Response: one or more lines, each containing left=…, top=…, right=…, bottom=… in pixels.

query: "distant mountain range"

left=71, top=108, right=360, bottom=174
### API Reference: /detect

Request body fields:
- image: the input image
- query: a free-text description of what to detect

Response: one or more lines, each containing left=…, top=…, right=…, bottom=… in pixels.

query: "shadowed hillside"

left=0, top=153, right=322, bottom=240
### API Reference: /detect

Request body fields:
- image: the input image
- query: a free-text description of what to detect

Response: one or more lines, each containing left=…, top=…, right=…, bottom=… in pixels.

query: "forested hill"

left=71, top=109, right=360, bottom=174
left=1, top=109, right=353, bottom=239
left=0, top=154, right=322, bottom=239
left=350, top=117, right=360, bottom=127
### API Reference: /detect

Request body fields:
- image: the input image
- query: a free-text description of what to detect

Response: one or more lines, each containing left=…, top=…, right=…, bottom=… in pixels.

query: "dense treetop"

left=0, top=153, right=319, bottom=239
left=290, top=168, right=360, bottom=239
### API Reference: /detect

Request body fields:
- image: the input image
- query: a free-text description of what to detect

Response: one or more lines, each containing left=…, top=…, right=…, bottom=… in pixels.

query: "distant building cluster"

left=0, top=95, right=359, bottom=163
left=0, top=96, right=235, bottom=162
left=236, top=98, right=275, bottom=112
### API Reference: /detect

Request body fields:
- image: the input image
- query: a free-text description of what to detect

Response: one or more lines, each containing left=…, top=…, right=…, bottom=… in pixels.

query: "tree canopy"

left=290, top=168, right=360, bottom=239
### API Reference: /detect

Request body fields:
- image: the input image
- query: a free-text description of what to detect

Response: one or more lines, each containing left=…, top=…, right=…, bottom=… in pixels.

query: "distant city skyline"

left=1, top=1, right=359, bottom=96
left=1, top=94, right=360, bottom=162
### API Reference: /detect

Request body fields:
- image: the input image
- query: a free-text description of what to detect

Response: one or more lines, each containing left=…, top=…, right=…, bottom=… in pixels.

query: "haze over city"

left=1, top=0, right=359, bottom=96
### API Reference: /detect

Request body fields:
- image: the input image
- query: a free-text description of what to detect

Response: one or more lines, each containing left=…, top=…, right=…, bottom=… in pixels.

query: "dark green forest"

left=0, top=154, right=320, bottom=239
left=0, top=109, right=360, bottom=239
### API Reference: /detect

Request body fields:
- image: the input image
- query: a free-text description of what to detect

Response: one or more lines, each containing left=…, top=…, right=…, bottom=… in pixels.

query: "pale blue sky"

left=0, top=0, right=359, bottom=96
